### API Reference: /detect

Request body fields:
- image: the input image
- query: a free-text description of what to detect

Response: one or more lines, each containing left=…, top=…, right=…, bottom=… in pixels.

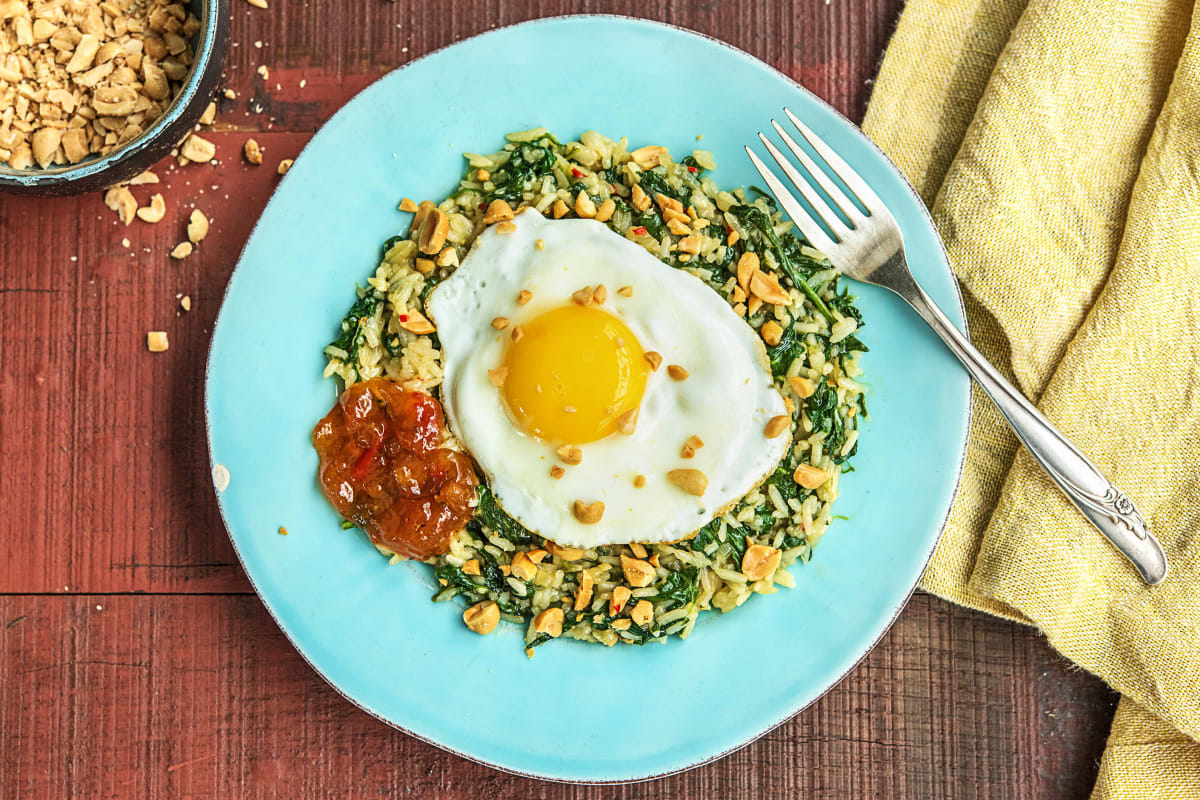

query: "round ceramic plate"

left=206, top=16, right=970, bottom=783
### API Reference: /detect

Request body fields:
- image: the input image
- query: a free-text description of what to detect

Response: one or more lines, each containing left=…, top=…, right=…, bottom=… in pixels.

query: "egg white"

left=427, top=208, right=790, bottom=548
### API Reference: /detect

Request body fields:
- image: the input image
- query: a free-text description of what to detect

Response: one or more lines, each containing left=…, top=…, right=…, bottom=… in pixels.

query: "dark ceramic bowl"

left=0, top=0, right=230, bottom=197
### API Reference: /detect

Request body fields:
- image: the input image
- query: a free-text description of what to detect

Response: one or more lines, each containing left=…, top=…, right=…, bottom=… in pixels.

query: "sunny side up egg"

left=427, top=208, right=791, bottom=548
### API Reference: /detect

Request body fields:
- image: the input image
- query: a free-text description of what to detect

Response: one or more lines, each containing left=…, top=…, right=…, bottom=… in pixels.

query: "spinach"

left=636, top=170, right=684, bottom=203
left=781, top=534, right=805, bottom=550
left=527, top=608, right=580, bottom=649
left=474, top=547, right=509, bottom=595
left=471, top=485, right=536, bottom=545
left=383, top=332, right=403, bottom=357
left=747, top=185, right=779, bottom=211
left=328, top=292, right=381, bottom=377
left=689, top=519, right=722, bottom=553
left=805, top=379, right=846, bottom=456
left=603, top=165, right=624, bottom=186
left=651, top=568, right=699, bottom=611
left=766, top=319, right=803, bottom=379
left=841, top=335, right=869, bottom=354
left=730, top=204, right=833, bottom=322
left=692, top=517, right=749, bottom=561
left=724, top=524, right=749, bottom=564
left=434, top=564, right=481, bottom=594
left=485, top=143, right=557, bottom=203
left=632, top=209, right=666, bottom=239
left=680, top=155, right=707, bottom=175
left=380, top=234, right=407, bottom=258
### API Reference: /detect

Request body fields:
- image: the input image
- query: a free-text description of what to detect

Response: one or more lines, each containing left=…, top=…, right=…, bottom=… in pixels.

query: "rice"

left=321, top=128, right=868, bottom=650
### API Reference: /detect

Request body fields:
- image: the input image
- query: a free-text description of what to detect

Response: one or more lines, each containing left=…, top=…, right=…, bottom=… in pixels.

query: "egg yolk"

left=502, top=304, right=648, bottom=444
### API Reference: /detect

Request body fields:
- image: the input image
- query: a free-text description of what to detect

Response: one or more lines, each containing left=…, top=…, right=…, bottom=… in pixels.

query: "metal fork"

left=746, top=108, right=1168, bottom=585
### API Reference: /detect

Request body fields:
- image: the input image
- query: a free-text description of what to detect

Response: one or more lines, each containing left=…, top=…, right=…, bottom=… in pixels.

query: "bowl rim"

left=203, top=13, right=973, bottom=784
left=0, top=0, right=230, bottom=196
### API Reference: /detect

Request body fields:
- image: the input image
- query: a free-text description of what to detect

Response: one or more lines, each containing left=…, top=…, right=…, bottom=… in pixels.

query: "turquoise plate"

left=206, top=16, right=970, bottom=783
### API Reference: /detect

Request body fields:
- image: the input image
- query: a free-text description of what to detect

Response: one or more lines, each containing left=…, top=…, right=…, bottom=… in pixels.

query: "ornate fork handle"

left=879, top=255, right=1168, bottom=584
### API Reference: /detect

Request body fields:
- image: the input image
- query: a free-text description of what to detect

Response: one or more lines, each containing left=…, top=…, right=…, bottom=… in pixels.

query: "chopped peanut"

left=789, top=376, right=815, bottom=398
left=462, top=559, right=481, bottom=576
left=573, top=499, right=604, bottom=524
left=146, top=331, right=169, bottom=353
left=594, top=198, right=616, bottom=223
left=491, top=317, right=509, bottom=330
left=511, top=326, right=524, bottom=342
left=727, top=230, right=740, bottom=246
left=742, top=544, right=782, bottom=581
left=793, top=464, right=830, bottom=490
left=571, top=286, right=594, bottom=306
left=517, top=289, right=533, bottom=305
left=630, top=145, right=668, bottom=167
left=616, top=407, right=638, bottom=435
left=620, top=554, right=655, bottom=588
left=135, top=193, right=165, bottom=224
left=510, top=551, right=537, bottom=581
left=631, top=184, right=651, bottom=211
left=414, top=258, right=436, bottom=275
left=436, top=247, right=459, bottom=267
left=574, top=570, right=595, bottom=611
left=667, top=468, right=708, bottom=497
left=496, top=221, right=517, bottom=235
left=398, top=309, right=435, bottom=334
left=764, top=415, right=791, bottom=438
left=678, top=235, right=702, bottom=254
left=550, top=465, right=565, bottom=479
left=187, top=210, right=210, bottom=243
left=630, top=600, right=653, bottom=627
left=633, top=474, right=646, bottom=489
left=463, top=600, right=500, bottom=635
left=417, top=209, right=449, bottom=255
left=552, top=199, right=570, bottom=219
left=611, top=618, right=631, bottom=631
left=488, top=367, right=508, bottom=387
left=575, top=191, right=597, bottom=218
left=243, top=138, right=263, bottom=165
left=170, top=242, right=192, bottom=260
left=535, top=238, right=545, bottom=251
left=556, top=445, right=583, bottom=466
left=277, top=159, right=294, bottom=175
left=629, top=542, right=647, bottom=559
left=592, top=284, right=607, bottom=304
left=750, top=270, right=792, bottom=306
left=761, top=320, right=784, bottom=346
left=737, top=252, right=759, bottom=292
left=105, top=187, right=137, bottom=226
left=475, top=168, right=490, bottom=181
left=547, top=541, right=585, bottom=561
left=681, top=435, right=704, bottom=459
left=483, top=199, right=514, bottom=224
left=528, top=549, right=548, bottom=564
left=667, top=364, right=690, bottom=381
left=399, top=197, right=419, bottom=212
left=618, top=285, right=634, bottom=298
left=610, top=585, right=632, bottom=615
left=180, top=134, right=216, bottom=163
left=643, top=351, right=663, bottom=371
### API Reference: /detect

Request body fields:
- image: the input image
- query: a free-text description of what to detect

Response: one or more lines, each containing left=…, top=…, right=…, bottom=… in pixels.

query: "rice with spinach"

left=322, top=127, right=867, bottom=651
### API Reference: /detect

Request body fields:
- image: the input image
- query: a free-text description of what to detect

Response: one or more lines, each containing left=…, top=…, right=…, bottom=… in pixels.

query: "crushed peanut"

left=629, top=542, right=647, bottom=558
left=0, top=0, right=201, bottom=169
left=594, top=197, right=616, bottom=222
left=630, top=144, right=667, bottom=168
left=666, top=364, right=689, bottom=381
left=487, top=366, right=508, bottom=387
left=737, top=252, right=758, bottom=292
left=186, top=209, right=209, bottom=243
left=510, top=325, right=524, bottom=342
left=517, top=289, right=533, bottom=305
left=397, top=308, right=435, bottom=334
left=179, top=295, right=190, bottom=312
left=463, top=600, right=500, bottom=635
left=146, top=330, right=168, bottom=352
left=169, top=241, right=191, bottom=259
left=620, top=554, right=655, bottom=588
left=418, top=208, right=449, bottom=254
left=617, top=285, right=633, bottom=298
left=764, top=415, right=791, bottom=438
left=643, top=351, right=663, bottom=371
left=633, top=474, right=646, bottom=488
left=573, top=570, right=594, bottom=612
left=571, top=286, right=594, bottom=306
left=510, top=551, right=537, bottom=581
left=436, top=246, right=459, bottom=267
left=574, top=191, right=596, bottom=218
left=666, top=468, right=708, bottom=497
left=547, top=541, right=584, bottom=561
left=789, top=376, right=815, bottom=398
left=533, top=607, right=564, bottom=637
left=135, top=192, right=165, bottom=223
left=572, top=499, right=604, bottom=524
left=495, top=221, right=517, bottom=234
left=749, top=270, right=792, bottom=306
left=413, top=257, right=435, bottom=275
left=556, top=445, right=583, bottom=465
left=616, top=407, right=638, bottom=435
left=462, top=558, right=481, bottom=576
left=104, top=186, right=137, bottom=225
left=630, top=600, right=653, bottom=627
left=681, top=434, right=704, bottom=458
left=549, top=465, right=565, bottom=479
left=592, top=284, right=607, bottom=304
left=552, top=198, right=569, bottom=219
left=180, top=134, right=216, bottom=163
left=490, top=316, right=509, bottom=330
left=483, top=199, right=514, bottom=224
left=398, top=197, right=419, bottom=212
left=276, top=158, right=293, bottom=175
left=198, top=102, right=216, bottom=126
left=610, top=585, right=632, bottom=615
left=742, top=544, right=782, bottom=581
left=534, top=238, right=545, bottom=250
left=243, top=137, right=263, bottom=165
left=793, top=464, right=830, bottom=490
left=761, top=320, right=784, bottom=346
left=630, top=184, right=651, bottom=211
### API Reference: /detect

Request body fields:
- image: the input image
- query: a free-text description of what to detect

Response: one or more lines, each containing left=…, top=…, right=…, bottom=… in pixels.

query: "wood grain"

left=0, top=1, right=1120, bottom=797
left=0, top=594, right=1116, bottom=799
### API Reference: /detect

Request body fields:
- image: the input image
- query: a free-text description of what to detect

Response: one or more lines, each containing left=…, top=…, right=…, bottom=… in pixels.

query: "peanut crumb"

left=146, top=331, right=169, bottom=353
left=170, top=242, right=193, bottom=260
left=278, top=526, right=288, bottom=535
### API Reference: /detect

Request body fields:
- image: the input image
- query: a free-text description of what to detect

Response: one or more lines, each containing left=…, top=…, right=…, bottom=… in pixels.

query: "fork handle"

left=887, top=265, right=1168, bottom=584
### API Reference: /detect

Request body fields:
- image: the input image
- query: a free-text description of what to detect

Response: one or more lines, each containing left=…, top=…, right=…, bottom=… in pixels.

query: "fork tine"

left=770, top=119, right=863, bottom=223
left=743, top=146, right=838, bottom=254
left=783, top=108, right=883, bottom=212
left=757, top=133, right=849, bottom=239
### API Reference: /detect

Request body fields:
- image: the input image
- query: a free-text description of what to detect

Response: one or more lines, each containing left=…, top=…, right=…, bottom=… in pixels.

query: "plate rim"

left=204, top=13, right=972, bottom=785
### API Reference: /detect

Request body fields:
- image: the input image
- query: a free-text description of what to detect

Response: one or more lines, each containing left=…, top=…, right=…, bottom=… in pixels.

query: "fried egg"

left=427, top=208, right=790, bottom=548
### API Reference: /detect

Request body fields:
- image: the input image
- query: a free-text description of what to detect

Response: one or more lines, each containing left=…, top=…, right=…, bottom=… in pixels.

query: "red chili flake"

left=687, top=166, right=699, bottom=173
left=571, top=167, right=585, bottom=178
left=478, top=202, right=486, bottom=210
left=610, top=184, right=617, bottom=193
left=399, top=314, right=409, bottom=322
left=632, top=226, right=647, bottom=236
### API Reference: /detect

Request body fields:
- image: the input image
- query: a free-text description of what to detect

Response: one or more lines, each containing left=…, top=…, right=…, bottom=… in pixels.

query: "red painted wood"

left=0, top=1, right=1118, bottom=796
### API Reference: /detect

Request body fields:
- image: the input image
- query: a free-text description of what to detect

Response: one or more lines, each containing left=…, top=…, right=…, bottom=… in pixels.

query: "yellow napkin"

left=861, top=0, right=1200, bottom=795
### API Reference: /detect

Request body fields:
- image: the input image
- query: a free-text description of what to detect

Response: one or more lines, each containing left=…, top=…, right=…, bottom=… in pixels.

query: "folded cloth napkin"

left=861, top=0, right=1200, bottom=796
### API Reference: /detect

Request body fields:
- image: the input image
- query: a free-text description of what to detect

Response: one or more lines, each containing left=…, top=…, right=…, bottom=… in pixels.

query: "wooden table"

left=0, top=1, right=1119, bottom=797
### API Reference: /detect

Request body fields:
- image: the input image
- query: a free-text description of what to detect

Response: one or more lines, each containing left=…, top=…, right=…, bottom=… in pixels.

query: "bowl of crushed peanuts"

left=0, top=0, right=230, bottom=197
